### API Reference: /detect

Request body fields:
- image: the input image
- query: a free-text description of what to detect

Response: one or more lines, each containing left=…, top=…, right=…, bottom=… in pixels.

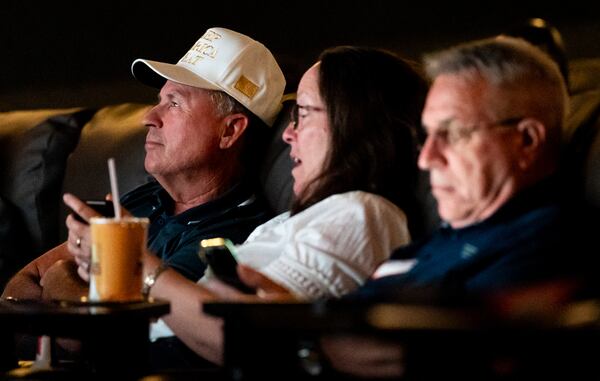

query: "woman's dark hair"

left=291, top=46, right=428, bottom=235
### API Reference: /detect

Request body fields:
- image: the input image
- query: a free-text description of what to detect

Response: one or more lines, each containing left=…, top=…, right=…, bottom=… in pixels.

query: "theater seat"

left=563, top=58, right=600, bottom=207
left=258, top=99, right=294, bottom=214
left=583, top=123, right=600, bottom=208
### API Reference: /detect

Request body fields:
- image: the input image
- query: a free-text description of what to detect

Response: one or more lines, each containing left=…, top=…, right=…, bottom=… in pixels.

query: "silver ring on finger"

left=76, top=237, right=82, bottom=248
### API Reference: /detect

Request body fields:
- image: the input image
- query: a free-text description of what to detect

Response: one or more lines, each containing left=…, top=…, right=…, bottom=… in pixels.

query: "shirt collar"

left=441, top=175, right=559, bottom=234
left=151, top=181, right=257, bottom=225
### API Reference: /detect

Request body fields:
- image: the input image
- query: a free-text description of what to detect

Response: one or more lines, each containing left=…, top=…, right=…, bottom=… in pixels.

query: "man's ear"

left=219, top=114, right=249, bottom=149
left=516, top=118, right=546, bottom=170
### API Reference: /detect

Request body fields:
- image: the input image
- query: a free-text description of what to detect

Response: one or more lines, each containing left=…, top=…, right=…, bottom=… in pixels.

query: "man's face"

left=143, top=81, right=225, bottom=181
left=419, top=74, right=522, bottom=228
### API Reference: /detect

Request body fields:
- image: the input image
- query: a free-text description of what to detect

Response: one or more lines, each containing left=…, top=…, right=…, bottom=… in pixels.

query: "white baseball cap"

left=131, top=27, right=286, bottom=126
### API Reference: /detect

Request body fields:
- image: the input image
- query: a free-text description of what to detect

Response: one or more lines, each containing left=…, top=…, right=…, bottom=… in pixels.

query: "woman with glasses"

left=143, top=45, right=428, bottom=366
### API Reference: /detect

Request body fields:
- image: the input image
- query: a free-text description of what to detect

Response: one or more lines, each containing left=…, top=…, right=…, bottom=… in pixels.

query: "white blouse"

left=235, top=191, right=410, bottom=299
left=150, top=191, right=410, bottom=340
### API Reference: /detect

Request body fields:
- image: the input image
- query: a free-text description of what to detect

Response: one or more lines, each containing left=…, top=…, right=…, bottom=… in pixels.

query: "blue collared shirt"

left=121, top=179, right=271, bottom=281
left=351, top=176, right=599, bottom=302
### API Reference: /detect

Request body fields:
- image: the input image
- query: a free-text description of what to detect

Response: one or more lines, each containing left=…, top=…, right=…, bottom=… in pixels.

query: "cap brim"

left=131, top=59, right=221, bottom=91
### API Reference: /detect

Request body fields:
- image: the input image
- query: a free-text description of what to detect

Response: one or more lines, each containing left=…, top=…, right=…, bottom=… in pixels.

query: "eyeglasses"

left=425, top=116, right=524, bottom=147
left=290, top=103, right=326, bottom=130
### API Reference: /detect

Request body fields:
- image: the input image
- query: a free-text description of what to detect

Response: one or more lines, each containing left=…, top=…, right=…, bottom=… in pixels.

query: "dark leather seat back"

left=60, top=104, right=153, bottom=241
left=259, top=100, right=294, bottom=215
left=563, top=58, right=600, bottom=207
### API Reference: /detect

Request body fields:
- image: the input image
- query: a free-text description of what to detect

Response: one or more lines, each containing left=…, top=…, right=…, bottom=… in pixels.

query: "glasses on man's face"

left=290, top=103, right=326, bottom=130
left=425, top=116, right=524, bottom=147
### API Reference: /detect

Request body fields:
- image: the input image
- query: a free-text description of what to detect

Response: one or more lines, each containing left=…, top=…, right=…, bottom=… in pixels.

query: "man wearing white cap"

left=3, top=27, right=286, bottom=298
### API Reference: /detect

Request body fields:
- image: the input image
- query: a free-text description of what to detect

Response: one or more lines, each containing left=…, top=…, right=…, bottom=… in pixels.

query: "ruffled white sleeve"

left=235, top=191, right=410, bottom=300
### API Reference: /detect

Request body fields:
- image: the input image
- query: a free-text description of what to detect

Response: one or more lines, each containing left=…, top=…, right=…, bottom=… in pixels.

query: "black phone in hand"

left=199, top=238, right=254, bottom=294
left=73, top=200, right=115, bottom=223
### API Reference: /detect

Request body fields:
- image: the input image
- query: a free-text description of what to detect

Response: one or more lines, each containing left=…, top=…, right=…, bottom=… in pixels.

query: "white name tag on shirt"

left=372, top=259, right=417, bottom=279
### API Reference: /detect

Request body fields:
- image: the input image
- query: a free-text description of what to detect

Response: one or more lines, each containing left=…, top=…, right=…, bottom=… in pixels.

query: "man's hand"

left=63, top=193, right=97, bottom=281
left=1, top=243, right=72, bottom=300
left=321, top=334, right=405, bottom=379
left=63, top=193, right=129, bottom=282
left=40, top=259, right=89, bottom=301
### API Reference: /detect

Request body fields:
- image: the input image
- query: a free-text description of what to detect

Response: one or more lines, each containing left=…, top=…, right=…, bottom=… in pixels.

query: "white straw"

left=108, top=158, right=122, bottom=220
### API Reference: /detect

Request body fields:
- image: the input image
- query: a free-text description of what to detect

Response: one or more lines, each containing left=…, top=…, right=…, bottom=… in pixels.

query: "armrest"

left=204, top=297, right=600, bottom=380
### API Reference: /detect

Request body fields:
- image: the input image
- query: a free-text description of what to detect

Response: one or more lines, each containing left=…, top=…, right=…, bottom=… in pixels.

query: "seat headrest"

left=258, top=99, right=294, bottom=215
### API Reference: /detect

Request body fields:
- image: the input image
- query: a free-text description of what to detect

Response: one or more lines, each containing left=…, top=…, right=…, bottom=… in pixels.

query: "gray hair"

left=424, top=36, right=563, bottom=87
left=424, top=36, right=568, bottom=131
left=207, top=90, right=250, bottom=119
left=205, top=89, right=269, bottom=177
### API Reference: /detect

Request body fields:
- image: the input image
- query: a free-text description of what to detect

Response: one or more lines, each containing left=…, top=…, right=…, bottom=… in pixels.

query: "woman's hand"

left=238, top=264, right=295, bottom=301
left=202, top=264, right=295, bottom=302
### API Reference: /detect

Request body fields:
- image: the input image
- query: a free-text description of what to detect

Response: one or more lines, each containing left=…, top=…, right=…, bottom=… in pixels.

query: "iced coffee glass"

left=88, top=217, right=149, bottom=302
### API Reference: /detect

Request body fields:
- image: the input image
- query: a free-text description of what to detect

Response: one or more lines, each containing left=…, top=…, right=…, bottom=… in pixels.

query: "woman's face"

left=282, top=63, right=331, bottom=197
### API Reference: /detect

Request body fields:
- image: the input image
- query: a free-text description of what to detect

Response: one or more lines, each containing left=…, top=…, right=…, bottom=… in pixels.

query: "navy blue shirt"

left=121, top=180, right=271, bottom=281
left=351, top=176, right=599, bottom=302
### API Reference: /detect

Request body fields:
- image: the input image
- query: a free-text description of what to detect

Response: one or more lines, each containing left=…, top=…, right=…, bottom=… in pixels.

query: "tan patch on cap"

left=234, top=75, right=259, bottom=99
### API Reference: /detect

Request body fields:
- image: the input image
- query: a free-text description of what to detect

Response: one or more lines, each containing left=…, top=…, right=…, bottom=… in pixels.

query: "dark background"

left=1, top=1, right=599, bottom=110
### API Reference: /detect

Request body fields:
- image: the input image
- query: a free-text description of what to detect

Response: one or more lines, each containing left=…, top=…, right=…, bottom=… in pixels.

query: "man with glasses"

left=349, top=36, right=598, bottom=302
left=350, top=37, right=593, bottom=298
left=320, top=35, right=599, bottom=380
